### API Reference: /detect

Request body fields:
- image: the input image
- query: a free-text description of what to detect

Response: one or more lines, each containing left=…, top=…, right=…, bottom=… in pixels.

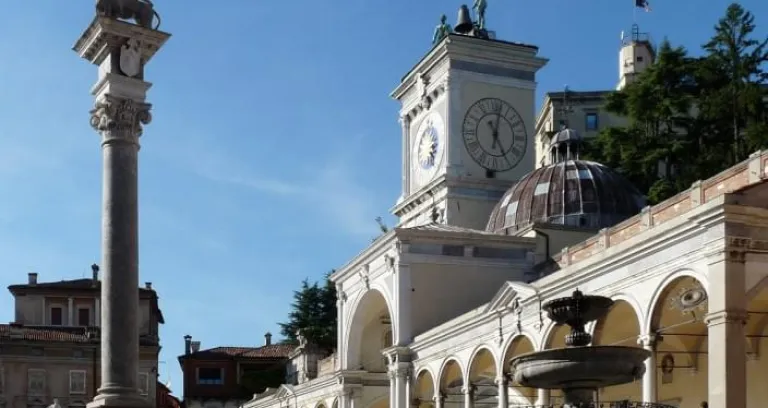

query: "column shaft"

left=496, top=377, right=508, bottom=408
left=535, top=389, right=549, bottom=407
left=100, top=137, right=140, bottom=394
left=463, top=386, right=474, bottom=408
left=638, top=334, right=657, bottom=403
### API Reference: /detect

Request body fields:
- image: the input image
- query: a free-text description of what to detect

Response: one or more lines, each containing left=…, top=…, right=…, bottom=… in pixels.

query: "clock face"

left=412, top=113, right=444, bottom=185
left=462, top=98, right=528, bottom=172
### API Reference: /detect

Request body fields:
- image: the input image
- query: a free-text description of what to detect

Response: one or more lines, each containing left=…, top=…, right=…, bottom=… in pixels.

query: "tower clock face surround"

left=412, top=112, right=445, bottom=186
left=462, top=98, right=528, bottom=172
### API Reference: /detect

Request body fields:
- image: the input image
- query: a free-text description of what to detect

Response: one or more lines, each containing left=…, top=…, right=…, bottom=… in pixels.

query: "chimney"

left=91, top=264, right=99, bottom=281
left=28, top=272, right=38, bottom=285
left=265, top=332, right=272, bottom=346
left=145, top=282, right=152, bottom=290
left=184, top=335, right=192, bottom=355
left=191, top=341, right=201, bottom=353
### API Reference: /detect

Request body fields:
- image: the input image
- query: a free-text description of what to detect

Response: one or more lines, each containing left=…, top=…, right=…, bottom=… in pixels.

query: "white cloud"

left=162, top=135, right=383, bottom=238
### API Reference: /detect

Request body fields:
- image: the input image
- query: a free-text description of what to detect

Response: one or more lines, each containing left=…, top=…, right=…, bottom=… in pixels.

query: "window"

left=138, top=372, right=149, bottom=395
left=50, top=307, right=63, bottom=326
left=585, top=113, right=599, bottom=131
left=197, top=367, right=224, bottom=385
left=69, top=370, right=86, bottom=394
left=27, top=369, right=46, bottom=396
left=77, top=308, right=90, bottom=326
left=637, top=56, right=644, bottom=62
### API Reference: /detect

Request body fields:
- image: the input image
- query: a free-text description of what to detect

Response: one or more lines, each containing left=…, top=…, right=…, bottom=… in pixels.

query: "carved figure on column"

left=119, top=38, right=143, bottom=78
left=90, top=95, right=152, bottom=141
left=96, top=0, right=162, bottom=30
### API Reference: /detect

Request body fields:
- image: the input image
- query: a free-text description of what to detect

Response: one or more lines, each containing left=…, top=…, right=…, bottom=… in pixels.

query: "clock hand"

left=487, top=120, right=499, bottom=150
left=493, top=107, right=503, bottom=152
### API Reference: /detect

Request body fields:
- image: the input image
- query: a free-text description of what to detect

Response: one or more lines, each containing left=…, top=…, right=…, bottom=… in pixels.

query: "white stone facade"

left=242, top=31, right=768, bottom=408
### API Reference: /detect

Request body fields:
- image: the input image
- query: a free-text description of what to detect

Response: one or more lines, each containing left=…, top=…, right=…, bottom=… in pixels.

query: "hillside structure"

left=239, top=9, right=768, bottom=408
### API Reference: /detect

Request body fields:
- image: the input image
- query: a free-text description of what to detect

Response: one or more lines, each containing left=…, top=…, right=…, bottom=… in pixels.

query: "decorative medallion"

left=668, top=281, right=708, bottom=314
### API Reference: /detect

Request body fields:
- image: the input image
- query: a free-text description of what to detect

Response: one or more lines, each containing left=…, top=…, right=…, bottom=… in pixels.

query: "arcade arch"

left=592, top=299, right=643, bottom=401
left=345, top=289, right=394, bottom=372
left=502, top=335, right=537, bottom=405
left=438, top=359, right=464, bottom=406
left=414, top=369, right=436, bottom=408
left=467, top=348, right=498, bottom=407
left=648, top=275, right=709, bottom=405
left=746, top=279, right=768, bottom=407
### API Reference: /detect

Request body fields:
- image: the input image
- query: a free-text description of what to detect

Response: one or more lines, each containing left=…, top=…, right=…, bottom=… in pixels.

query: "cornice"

left=330, top=230, right=397, bottom=285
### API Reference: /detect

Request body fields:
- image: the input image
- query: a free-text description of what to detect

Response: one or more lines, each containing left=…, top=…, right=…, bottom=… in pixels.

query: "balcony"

left=317, top=353, right=337, bottom=377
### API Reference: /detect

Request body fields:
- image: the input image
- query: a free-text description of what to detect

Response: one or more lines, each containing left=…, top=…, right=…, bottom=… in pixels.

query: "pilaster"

left=705, top=250, right=748, bottom=408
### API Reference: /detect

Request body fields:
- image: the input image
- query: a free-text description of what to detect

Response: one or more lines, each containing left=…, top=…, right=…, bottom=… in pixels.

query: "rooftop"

left=178, top=343, right=296, bottom=362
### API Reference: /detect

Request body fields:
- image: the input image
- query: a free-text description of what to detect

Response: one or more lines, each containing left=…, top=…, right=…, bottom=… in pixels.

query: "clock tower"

left=391, top=32, right=548, bottom=230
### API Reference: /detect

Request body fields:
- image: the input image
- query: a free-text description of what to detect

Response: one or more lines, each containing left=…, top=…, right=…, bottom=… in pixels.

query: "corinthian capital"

left=90, top=94, right=152, bottom=143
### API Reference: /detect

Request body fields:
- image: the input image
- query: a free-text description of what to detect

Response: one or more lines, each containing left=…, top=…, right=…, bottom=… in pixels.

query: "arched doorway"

left=345, top=289, right=393, bottom=372
left=746, top=279, right=768, bottom=407
left=503, top=336, right=537, bottom=406
left=439, top=359, right=464, bottom=408
left=468, top=348, right=498, bottom=407
left=649, top=275, right=708, bottom=406
left=592, top=299, right=643, bottom=402
left=414, top=370, right=436, bottom=408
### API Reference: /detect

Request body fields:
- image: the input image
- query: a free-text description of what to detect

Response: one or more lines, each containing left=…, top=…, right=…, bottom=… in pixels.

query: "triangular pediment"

left=274, top=384, right=295, bottom=399
left=484, top=281, right=537, bottom=314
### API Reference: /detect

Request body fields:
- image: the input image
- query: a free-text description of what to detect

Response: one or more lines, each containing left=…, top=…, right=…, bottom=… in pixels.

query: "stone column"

left=637, top=334, right=658, bottom=403
left=535, top=389, right=549, bottom=407
left=73, top=12, right=170, bottom=408
left=462, top=385, right=474, bottom=408
left=495, top=376, right=508, bottom=408
left=433, top=393, right=444, bottom=408
left=706, top=250, right=748, bottom=408
left=390, top=364, right=411, bottom=408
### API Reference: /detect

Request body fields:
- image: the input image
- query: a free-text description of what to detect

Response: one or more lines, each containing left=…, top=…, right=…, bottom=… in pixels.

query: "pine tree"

left=277, top=272, right=338, bottom=351
left=698, top=3, right=768, bottom=164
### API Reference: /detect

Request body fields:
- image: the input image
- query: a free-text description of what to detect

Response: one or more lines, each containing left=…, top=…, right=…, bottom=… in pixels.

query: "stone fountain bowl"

left=510, top=346, right=650, bottom=389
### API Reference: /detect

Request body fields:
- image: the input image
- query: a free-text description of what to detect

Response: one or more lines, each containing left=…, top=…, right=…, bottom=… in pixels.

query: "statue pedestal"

left=73, top=13, right=171, bottom=408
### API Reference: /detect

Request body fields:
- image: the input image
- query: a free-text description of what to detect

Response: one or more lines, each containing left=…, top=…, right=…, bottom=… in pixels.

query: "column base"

left=87, top=387, right=151, bottom=408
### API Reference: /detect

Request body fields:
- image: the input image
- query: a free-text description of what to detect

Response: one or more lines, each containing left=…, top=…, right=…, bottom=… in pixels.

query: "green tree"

left=584, top=40, right=698, bottom=203
left=698, top=3, right=768, bottom=164
left=278, top=271, right=337, bottom=351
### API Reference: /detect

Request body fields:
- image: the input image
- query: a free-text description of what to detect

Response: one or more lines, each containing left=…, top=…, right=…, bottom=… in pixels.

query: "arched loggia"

left=345, top=288, right=394, bottom=372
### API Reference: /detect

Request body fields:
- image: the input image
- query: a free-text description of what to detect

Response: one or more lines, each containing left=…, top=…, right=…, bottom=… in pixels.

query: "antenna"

left=556, top=85, right=574, bottom=130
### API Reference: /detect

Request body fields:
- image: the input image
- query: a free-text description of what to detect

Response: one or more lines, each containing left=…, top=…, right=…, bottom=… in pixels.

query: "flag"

left=635, top=0, right=651, bottom=11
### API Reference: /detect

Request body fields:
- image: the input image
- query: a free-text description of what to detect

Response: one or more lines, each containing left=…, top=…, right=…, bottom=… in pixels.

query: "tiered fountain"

left=510, top=290, right=668, bottom=407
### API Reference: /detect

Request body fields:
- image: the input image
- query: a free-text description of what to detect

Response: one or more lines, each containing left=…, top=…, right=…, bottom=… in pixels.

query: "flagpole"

left=632, top=0, right=637, bottom=23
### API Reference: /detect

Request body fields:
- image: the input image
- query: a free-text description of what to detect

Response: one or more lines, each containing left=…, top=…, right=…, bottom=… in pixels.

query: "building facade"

left=0, top=269, right=164, bottom=408
left=238, top=23, right=768, bottom=408
left=178, top=334, right=294, bottom=408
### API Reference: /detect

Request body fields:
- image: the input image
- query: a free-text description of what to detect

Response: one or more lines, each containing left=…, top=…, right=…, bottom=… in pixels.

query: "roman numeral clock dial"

left=462, top=98, right=528, bottom=172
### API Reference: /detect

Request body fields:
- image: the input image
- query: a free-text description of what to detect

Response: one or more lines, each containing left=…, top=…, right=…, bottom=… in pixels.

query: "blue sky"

left=0, top=0, right=765, bottom=392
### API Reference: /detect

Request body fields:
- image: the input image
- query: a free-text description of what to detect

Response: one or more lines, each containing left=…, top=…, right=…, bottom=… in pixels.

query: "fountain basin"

left=510, top=346, right=650, bottom=389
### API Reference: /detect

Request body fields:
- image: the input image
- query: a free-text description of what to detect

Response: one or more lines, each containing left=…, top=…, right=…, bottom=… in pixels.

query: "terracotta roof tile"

left=179, top=344, right=295, bottom=361
left=0, top=324, right=158, bottom=346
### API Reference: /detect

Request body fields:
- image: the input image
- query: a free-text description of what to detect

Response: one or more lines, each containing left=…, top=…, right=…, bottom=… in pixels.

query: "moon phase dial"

left=462, top=98, right=528, bottom=172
